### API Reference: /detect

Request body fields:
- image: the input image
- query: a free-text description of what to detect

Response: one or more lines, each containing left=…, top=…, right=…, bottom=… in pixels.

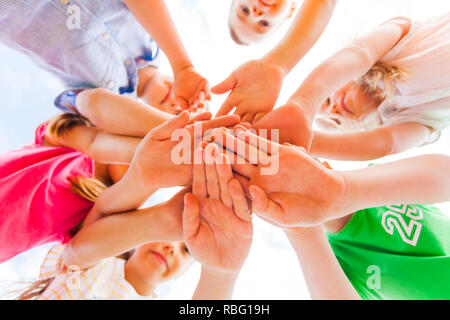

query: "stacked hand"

left=127, top=111, right=240, bottom=190
left=210, top=128, right=347, bottom=227
left=183, top=144, right=253, bottom=274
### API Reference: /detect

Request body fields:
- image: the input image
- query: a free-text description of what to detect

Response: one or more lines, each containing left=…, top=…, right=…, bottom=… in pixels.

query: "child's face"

left=131, top=242, right=193, bottom=284
left=317, top=81, right=381, bottom=130
left=144, top=74, right=179, bottom=115
left=228, top=0, right=296, bottom=45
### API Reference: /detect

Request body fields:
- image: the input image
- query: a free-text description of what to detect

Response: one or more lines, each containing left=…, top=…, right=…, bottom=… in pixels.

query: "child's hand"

left=128, top=111, right=240, bottom=190
left=212, top=59, right=284, bottom=123
left=253, top=101, right=313, bottom=149
left=173, top=65, right=211, bottom=112
left=138, top=67, right=180, bottom=114
left=183, top=145, right=253, bottom=274
left=211, top=128, right=346, bottom=227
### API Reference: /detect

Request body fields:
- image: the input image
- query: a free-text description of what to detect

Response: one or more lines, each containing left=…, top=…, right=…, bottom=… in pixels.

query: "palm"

left=253, top=103, right=313, bottom=149
left=214, top=59, right=283, bottom=122
left=188, top=198, right=252, bottom=273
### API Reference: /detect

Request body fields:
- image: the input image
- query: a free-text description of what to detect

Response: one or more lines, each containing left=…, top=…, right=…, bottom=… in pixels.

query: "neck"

left=124, top=261, right=158, bottom=297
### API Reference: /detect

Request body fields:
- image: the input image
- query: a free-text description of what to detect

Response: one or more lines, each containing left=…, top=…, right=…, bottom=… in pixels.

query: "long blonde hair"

left=15, top=113, right=113, bottom=300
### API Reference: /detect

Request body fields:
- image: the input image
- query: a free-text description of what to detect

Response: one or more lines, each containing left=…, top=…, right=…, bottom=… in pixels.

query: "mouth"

left=340, top=95, right=354, bottom=115
left=258, top=0, right=277, bottom=7
left=159, top=89, right=171, bottom=106
left=151, top=251, right=169, bottom=271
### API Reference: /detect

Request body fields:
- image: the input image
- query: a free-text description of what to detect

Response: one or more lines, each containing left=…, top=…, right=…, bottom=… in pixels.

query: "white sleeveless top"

left=378, top=12, right=450, bottom=143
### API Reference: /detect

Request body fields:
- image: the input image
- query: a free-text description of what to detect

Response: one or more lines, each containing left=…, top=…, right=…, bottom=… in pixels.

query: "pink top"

left=0, top=122, right=95, bottom=263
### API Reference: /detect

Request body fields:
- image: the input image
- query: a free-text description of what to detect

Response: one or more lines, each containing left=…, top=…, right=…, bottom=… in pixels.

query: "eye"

left=183, top=245, right=190, bottom=255
left=259, top=20, right=270, bottom=27
left=326, top=98, right=331, bottom=105
left=241, top=5, right=250, bottom=15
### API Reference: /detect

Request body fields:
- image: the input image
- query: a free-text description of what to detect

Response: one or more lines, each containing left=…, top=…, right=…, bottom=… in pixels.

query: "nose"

left=163, top=243, right=176, bottom=257
left=252, top=6, right=264, bottom=17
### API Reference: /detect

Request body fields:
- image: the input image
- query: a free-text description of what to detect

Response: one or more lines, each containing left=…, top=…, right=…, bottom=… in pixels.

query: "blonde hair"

left=15, top=113, right=114, bottom=300
left=358, top=62, right=409, bottom=99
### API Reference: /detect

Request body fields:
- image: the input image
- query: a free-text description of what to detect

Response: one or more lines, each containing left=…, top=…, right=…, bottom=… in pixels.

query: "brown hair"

left=358, top=62, right=409, bottom=99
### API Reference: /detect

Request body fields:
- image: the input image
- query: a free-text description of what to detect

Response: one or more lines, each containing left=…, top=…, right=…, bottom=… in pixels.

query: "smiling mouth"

left=258, top=0, right=276, bottom=7
left=151, top=251, right=169, bottom=271
left=340, top=95, right=354, bottom=115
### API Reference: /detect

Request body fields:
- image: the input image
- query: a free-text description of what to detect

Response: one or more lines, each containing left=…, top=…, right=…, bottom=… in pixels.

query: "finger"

left=215, top=153, right=233, bottom=208
left=203, top=83, right=212, bottom=101
left=233, top=172, right=251, bottom=198
left=249, top=186, right=284, bottom=224
left=213, top=142, right=257, bottom=178
left=176, top=96, right=189, bottom=110
left=211, top=128, right=271, bottom=165
left=235, top=129, right=279, bottom=155
left=253, top=112, right=267, bottom=123
left=189, top=112, right=212, bottom=124
left=240, top=113, right=255, bottom=124
left=193, top=148, right=207, bottom=198
left=211, top=73, right=236, bottom=95
left=215, top=94, right=238, bottom=117
left=229, top=179, right=251, bottom=222
left=204, top=144, right=220, bottom=199
left=199, top=114, right=240, bottom=133
left=152, top=110, right=190, bottom=139
left=182, top=193, right=201, bottom=240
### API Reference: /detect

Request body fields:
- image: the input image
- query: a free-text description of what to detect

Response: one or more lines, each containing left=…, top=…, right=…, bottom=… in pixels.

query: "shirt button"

left=103, top=33, right=111, bottom=41
left=107, top=81, right=116, bottom=89
left=61, top=0, right=69, bottom=4
left=125, top=59, right=131, bottom=66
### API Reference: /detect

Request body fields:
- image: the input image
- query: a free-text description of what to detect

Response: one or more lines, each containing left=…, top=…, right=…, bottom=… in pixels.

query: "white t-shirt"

left=378, top=13, right=450, bottom=143
left=38, top=245, right=156, bottom=300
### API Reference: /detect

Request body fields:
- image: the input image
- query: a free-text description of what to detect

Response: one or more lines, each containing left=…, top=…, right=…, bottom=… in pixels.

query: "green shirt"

left=327, top=204, right=450, bottom=300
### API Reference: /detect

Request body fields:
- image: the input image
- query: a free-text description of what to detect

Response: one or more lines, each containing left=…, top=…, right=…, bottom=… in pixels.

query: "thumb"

left=182, top=193, right=201, bottom=241
left=249, top=185, right=269, bottom=214
left=211, top=73, right=236, bottom=95
left=152, top=110, right=190, bottom=139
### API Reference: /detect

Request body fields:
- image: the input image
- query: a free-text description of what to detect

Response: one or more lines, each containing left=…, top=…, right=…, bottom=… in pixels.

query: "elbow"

left=76, top=88, right=110, bottom=127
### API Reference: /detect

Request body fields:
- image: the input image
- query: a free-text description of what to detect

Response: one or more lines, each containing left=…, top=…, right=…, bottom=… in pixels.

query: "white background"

left=0, top=0, right=449, bottom=299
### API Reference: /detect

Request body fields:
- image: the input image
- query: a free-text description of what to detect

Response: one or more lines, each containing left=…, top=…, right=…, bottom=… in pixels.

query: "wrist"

left=201, top=266, right=240, bottom=283
left=172, top=60, right=194, bottom=75
left=262, top=51, right=291, bottom=77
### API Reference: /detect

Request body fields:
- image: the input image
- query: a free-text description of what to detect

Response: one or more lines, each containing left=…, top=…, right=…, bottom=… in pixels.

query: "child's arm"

left=254, top=17, right=412, bottom=148
left=184, top=146, right=253, bottom=300
left=76, top=88, right=172, bottom=137
left=84, top=112, right=241, bottom=226
left=46, top=123, right=140, bottom=164
left=310, top=122, right=432, bottom=161
left=284, top=226, right=360, bottom=300
left=124, top=0, right=210, bottom=110
left=213, top=0, right=336, bottom=123
left=62, top=188, right=187, bottom=269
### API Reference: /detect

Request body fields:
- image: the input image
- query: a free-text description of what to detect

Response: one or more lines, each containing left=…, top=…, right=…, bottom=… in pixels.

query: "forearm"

left=88, top=132, right=141, bottom=164
left=336, top=154, right=450, bottom=216
left=125, top=0, right=192, bottom=73
left=63, top=202, right=182, bottom=269
left=310, top=129, right=394, bottom=161
left=192, top=268, right=239, bottom=300
left=284, top=226, right=360, bottom=300
left=77, top=88, right=172, bottom=138
left=83, top=168, right=160, bottom=226
left=264, top=0, right=336, bottom=75
left=289, top=22, right=405, bottom=119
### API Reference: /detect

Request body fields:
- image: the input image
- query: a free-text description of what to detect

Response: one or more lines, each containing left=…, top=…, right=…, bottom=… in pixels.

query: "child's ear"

left=287, top=2, right=297, bottom=19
